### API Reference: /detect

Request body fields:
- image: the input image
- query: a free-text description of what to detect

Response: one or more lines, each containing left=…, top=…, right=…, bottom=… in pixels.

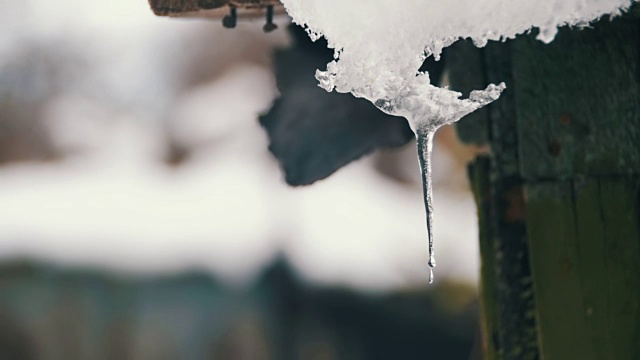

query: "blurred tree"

left=0, top=44, right=67, bottom=164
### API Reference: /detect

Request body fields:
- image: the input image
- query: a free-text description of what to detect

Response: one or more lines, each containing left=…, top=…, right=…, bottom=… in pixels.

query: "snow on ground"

left=0, top=64, right=480, bottom=290
left=0, top=0, right=480, bottom=291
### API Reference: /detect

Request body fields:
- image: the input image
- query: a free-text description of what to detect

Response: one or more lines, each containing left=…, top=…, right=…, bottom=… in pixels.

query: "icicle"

left=375, top=82, right=504, bottom=284
left=416, top=125, right=437, bottom=283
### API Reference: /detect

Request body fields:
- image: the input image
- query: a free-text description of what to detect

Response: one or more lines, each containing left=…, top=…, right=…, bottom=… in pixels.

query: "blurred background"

left=0, top=0, right=483, bottom=358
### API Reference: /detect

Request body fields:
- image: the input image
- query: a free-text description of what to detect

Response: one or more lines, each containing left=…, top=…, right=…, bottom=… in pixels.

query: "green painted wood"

left=475, top=41, right=540, bottom=360
left=451, top=35, right=539, bottom=360
left=526, top=178, right=640, bottom=360
left=469, top=157, right=499, bottom=360
left=574, top=179, right=609, bottom=359
left=453, top=8, right=640, bottom=360
left=526, top=181, right=600, bottom=360
left=513, top=18, right=640, bottom=180
left=517, top=13, right=640, bottom=360
left=599, top=178, right=640, bottom=359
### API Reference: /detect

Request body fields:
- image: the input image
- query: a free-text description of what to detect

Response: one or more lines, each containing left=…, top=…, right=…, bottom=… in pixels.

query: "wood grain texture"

left=513, top=18, right=640, bottom=180
left=469, top=157, right=499, bottom=360
left=148, top=0, right=203, bottom=15
left=460, top=41, right=539, bottom=360
left=454, top=8, right=640, bottom=360
left=526, top=178, right=640, bottom=360
left=517, top=19, right=640, bottom=358
left=485, top=41, right=539, bottom=360
left=148, top=0, right=283, bottom=18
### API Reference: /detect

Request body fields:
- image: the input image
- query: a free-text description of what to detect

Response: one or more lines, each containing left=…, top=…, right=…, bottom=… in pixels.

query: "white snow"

left=281, top=0, right=636, bottom=127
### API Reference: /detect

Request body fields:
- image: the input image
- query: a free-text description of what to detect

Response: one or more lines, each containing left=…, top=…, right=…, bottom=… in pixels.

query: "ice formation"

left=280, top=0, right=637, bottom=282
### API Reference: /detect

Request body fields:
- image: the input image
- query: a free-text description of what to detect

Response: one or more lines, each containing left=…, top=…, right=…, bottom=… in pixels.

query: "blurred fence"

left=0, top=258, right=478, bottom=360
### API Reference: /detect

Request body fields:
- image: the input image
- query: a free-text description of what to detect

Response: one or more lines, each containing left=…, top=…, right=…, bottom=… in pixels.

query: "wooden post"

left=451, top=10, right=640, bottom=360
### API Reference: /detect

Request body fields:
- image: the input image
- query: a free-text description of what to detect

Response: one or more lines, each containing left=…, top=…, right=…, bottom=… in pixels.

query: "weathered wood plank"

left=148, top=0, right=283, bottom=18
left=485, top=41, right=539, bottom=360
left=452, top=39, right=539, bottom=360
left=526, top=177, right=640, bottom=360
left=456, top=9, right=639, bottom=360
left=513, top=18, right=640, bottom=180
left=469, top=157, right=499, bottom=360
left=516, top=14, right=640, bottom=359
left=599, top=178, right=640, bottom=359
left=573, top=179, right=609, bottom=359
left=526, top=181, right=595, bottom=360
left=149, top=0, right=214, bottom=16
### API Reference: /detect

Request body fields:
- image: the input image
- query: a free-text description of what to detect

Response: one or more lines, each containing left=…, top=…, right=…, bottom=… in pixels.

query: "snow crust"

left=282, top=0, right=636, bottom=128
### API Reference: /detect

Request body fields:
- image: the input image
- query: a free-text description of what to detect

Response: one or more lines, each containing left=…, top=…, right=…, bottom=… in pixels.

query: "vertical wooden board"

left=484, top=41, right=520, bottom=179
left=483, top=40, right=539, bottom=360
left=469, top=158, right=499, bottom=360
left=513, top=19, right=640, bottom=180
left=492, top=179, right=538, bottom=360
left=598, top=178, right=640, bottom=359
left=525, top=182, right=594, bottom=360
left=572, top=179, right=609, bottom=359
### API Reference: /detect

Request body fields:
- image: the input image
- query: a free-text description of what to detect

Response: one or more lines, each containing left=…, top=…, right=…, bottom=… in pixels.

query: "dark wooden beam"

left=148, top=0, right=284, bottom=19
